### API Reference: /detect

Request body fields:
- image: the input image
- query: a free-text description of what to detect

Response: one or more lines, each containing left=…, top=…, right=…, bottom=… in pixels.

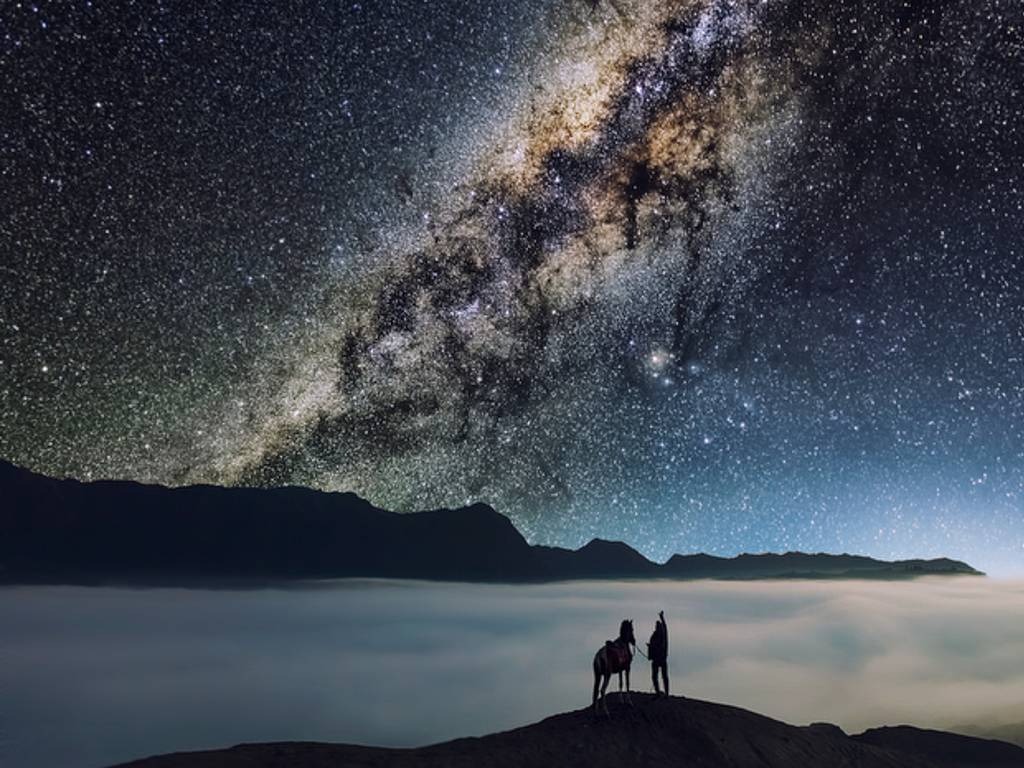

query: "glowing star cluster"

left=204, top=0, right=805, bottom=495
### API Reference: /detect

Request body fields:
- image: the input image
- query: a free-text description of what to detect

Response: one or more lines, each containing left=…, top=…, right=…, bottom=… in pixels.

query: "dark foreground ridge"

left=0, top=459, right=982, bottom=585
left=953, top=722, right=1024, bottom=748
left=110, top=694, right=1024, bottom=768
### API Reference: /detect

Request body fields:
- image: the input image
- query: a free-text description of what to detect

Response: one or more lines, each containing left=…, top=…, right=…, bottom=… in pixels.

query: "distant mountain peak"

left=578, top=537, right=644, bottom=554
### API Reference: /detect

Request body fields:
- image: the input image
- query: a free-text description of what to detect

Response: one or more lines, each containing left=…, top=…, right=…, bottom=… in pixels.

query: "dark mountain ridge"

left=953, top=722, right=1024, bottom=749
left=0, top=459, right=983, bottom=585
left=111, top=694, right=1024, bottom=768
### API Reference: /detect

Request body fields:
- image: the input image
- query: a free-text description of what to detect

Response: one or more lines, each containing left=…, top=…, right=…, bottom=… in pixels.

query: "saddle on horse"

left=604, top=640, right=631, bottom=668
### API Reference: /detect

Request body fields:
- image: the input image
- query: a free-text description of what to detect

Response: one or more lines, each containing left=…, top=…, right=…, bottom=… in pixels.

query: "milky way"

left=2, top=0, right=1023, bottom=573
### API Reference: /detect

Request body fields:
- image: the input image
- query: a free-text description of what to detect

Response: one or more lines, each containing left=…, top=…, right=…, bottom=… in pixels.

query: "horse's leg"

left=625, top=664, right=633, bottom=706
left=618, top=670, right=623, bottom=693
left=592, top=657, right=601, bottom=712
left=600, top=672, right=611, bottom=715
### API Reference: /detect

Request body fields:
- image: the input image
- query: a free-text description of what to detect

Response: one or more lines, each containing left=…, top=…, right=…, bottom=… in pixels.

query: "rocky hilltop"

left=111, top=694, right=1023, bottom=768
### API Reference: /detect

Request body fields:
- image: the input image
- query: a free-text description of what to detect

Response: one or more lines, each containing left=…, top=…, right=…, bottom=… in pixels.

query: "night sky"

left=3, top=1, right=1023, bottom=574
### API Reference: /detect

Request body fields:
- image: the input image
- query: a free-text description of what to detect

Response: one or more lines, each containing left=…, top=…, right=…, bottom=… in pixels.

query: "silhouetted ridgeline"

left=110, top=694, right=1024, bottom=768
left=953, top=722, right=1024, bottom=749
left=0, top=460, right=982, bottom=585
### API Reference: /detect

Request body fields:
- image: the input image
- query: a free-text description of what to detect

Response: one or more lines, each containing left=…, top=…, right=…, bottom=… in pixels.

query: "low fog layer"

left=3, top=578, right=1023, bottom=768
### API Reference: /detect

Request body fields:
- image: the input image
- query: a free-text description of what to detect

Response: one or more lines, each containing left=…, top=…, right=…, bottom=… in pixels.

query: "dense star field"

left=2, top=0, right=1023, bottom=573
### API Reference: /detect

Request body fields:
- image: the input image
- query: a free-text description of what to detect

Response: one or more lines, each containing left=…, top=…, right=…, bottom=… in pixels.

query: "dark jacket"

left=648, top=620, right=668, bottom=663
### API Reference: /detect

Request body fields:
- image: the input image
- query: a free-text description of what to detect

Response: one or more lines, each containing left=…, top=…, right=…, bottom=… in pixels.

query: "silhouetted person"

left=648, top=610, right=669, bottom=696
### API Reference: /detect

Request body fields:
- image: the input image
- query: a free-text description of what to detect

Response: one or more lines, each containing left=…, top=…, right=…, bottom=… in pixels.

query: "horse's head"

left=619, top=619, right=636, bottom=646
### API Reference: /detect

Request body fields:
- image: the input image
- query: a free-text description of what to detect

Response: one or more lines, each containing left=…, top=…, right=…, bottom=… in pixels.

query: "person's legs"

left=660, top=662, right=669, bottom=696
left=651, top=662, right=660, bottom=694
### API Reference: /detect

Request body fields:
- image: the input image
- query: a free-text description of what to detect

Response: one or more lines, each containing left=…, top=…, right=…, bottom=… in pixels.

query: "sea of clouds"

left=3, top=577, right=1023, bottom=768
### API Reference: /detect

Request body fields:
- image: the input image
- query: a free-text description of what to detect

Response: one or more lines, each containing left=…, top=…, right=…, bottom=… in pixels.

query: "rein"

left=606, top=638, right=647, bottom=661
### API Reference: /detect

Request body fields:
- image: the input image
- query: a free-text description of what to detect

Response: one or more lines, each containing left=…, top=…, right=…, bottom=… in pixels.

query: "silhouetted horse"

left=592, top=619, right=636, bottom=713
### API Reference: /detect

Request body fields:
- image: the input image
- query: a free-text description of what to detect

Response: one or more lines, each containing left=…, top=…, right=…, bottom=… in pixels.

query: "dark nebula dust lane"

left=2, top=0, right=1023, bottom=573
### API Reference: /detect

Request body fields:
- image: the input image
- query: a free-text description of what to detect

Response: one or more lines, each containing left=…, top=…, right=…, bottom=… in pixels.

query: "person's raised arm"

left=659, top=610, right=667, bottom=632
